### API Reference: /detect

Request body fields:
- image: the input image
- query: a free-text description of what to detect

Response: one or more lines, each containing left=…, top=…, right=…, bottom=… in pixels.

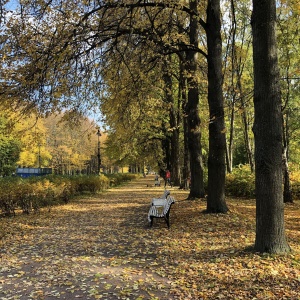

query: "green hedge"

left=0, top=173, right=138, bottom=216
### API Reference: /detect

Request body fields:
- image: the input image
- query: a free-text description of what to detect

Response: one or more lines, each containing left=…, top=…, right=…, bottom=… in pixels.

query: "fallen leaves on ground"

left=0, top=176, right=299, bottom=299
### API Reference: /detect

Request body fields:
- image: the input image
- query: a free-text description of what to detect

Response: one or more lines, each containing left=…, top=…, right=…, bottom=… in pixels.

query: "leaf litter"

left=0, top=175, right=299, bottom=299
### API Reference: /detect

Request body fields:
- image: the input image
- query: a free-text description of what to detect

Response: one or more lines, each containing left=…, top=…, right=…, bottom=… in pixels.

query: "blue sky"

left=5, top=0, right=19, bottom=11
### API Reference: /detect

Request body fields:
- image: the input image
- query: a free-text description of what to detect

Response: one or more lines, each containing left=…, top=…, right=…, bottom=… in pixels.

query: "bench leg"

left=150, top=216, right=154, bottom=227
left=165, top=214, right=170, bottom=228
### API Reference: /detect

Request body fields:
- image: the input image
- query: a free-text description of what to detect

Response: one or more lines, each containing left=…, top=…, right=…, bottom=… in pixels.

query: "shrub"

left=0, top=177, right=21, bottom=216
left=226, top=164, right=300, bottom=200
left=106, top=173, right=137, bottom=187
left=0, top=173, right=138, bottom=217
left=70, top=174, right=110, bottom=194
left=226, top=165, right=255, bottom=198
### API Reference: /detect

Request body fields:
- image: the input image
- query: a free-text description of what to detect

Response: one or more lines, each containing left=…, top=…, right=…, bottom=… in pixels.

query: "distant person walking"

left=154, top=174, right=161, bottom=186
left=165, top=169, right=172, bottom=187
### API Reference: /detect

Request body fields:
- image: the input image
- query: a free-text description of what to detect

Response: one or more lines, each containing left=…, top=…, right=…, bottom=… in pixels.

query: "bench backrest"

left=163, top=196, right=175, bottom=215
left=162, top=190, right=170, bottom=199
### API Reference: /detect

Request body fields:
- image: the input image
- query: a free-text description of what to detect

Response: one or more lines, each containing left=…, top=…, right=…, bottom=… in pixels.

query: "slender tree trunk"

left=225, top=1, right=236, bottom=173
left=186, top=0, right=205, bottom=199
left=282, top=66, right=293, bottom=203
left=251, top=0, right=290, bottom=253
left=240, top=94, right=255, bottom=172
left=162, top=122, right=171, bottom=174
left=282, top=111, right=293, bottom=203
left=171, top=119, right=180, bottom=186
left=226, top=103, right=235, bottom=173
left=163, top=61, right=180, bottom=186
left=180, top=58, right=190, bottom=189
left=226, top=0, right=254, bottom=172
left=206, top=0, right=229, bottom=213
left=283, top=148, right=292, bottom=203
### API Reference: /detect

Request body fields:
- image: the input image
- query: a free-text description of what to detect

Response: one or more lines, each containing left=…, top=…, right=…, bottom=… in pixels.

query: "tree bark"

left=186, top=0, right=205, bottom=199
left=282, top=112, right=292, bottom=203
left=226, top=103, right=235, bottom=173
left=180, top=57, right=190, bottom=189
left=206, top=0, right=229, bottom=213
left=240, top=94, right=255, bottom=172
left=163, top=60, right=180, bottom=186
left=251, top=0, right=290, bottom=253
left=282, top=72, right=293, bottom=203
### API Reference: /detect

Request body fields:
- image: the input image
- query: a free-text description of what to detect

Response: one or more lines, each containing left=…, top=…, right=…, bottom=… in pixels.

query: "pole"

left=38, top=142, right=41, bottom=168
left=97, top=129, right=101, bottom=174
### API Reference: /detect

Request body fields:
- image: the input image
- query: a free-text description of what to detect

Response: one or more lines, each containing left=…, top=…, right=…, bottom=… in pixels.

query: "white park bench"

left=148, top=191, right=175, bottom=228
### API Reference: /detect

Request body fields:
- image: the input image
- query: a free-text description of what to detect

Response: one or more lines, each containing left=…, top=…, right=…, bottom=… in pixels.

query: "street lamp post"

left=38, top=142, right=41, bottom=168
left=97, top=129, right=101, bottom=174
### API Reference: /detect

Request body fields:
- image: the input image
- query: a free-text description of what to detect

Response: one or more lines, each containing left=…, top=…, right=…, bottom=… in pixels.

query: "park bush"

left=225, top=165, right=255, bottom=198
left=0, top=173, right=137, bottom=216
left=69, top=174, right=110, bottom=193
left=106, top=173, right=137, bottom=186
left=226, top=164, right=300, bottom=200
left=0, top=177, right=20, bottom=216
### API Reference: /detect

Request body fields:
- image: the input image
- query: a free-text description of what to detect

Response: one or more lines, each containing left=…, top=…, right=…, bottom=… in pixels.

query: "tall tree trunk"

left=186, top=0, right=205, bottom=199
left=282, top=65, right=292, bottom=203
left=240, top=93, right=255, bottom=172
left=163, top=60, right=180, bottom=186
left=180, top=57, right=190, bottom=189
left=282, top=111, right=293, bottom=203
left=227, top=0, right=254, bottom=172
left=161, top=122, right=171, bottom=176
left=251, top=0, right=290, bottom=253
left=206, top=0, right=229, bottom=213
left=226, top=103, right=235, bottom=173
left=170, top=114, right=180, bottom=186
left=225, top=0, right=236, bottom=173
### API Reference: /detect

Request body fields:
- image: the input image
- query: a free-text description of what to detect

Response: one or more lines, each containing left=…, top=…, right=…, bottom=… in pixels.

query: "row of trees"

left=0, top=111, right=105, bottom=176
left=0, top=108, right=149, bottom=176
left=0, top=1, right=298, bottom=253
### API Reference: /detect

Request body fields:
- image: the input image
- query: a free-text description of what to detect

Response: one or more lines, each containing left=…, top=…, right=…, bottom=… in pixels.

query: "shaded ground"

left=0, top=175, right=299, bottom=299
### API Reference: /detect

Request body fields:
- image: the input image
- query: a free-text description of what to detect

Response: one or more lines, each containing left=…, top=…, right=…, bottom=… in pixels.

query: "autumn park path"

left=1, top=175, right=300, bottom=300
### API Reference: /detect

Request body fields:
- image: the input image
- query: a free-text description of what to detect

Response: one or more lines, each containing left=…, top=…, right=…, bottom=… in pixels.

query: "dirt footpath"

left=1, top=175, right=299, bottom=300
left=0, top=175, right=190, bottom=300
